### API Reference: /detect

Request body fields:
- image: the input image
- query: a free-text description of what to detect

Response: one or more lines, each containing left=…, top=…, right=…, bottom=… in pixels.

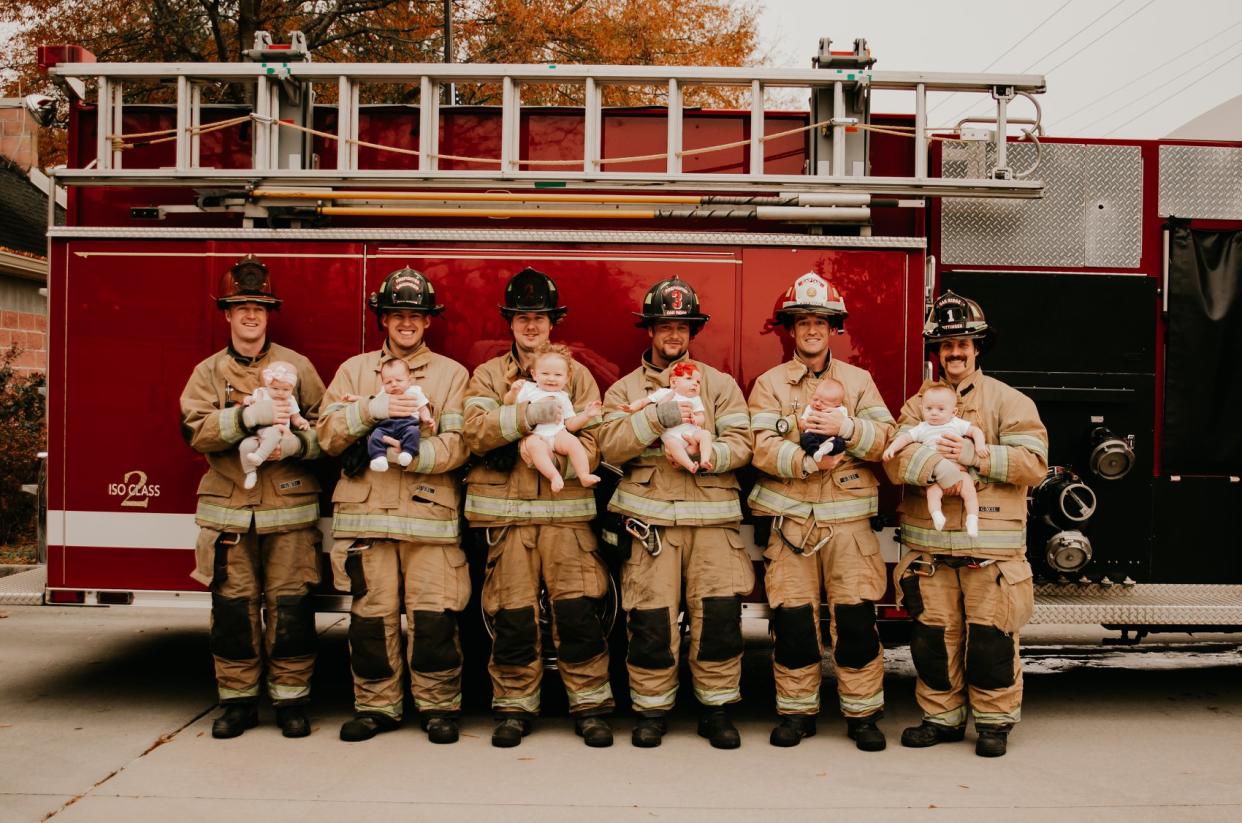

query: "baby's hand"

left=341, top=394, right=360, bottom=403
left=882, top=443, right=898, bottom=461
left=510, top=379, right=528, bottom=392
left=293, top=417, right=310, bottom=431
left=977, top=443, right=990, bottom=459
left=583, top=400, right=604, bottom=416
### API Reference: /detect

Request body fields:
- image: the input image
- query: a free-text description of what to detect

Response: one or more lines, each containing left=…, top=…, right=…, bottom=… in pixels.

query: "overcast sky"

left=757, top=0, right=1242, bottom=138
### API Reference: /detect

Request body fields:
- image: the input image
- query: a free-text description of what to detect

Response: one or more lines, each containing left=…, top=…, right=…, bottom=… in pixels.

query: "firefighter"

left=462, top=268, right=615, bottom=748
left=747, top=273, right=896, bottom=750
left=317, top=268, right=472, bottom=744
left=180, top=255, right=325, bottom=739
left=883, top=291, right=1048, bottom=758
left=596, top=277, right=754, bottom=749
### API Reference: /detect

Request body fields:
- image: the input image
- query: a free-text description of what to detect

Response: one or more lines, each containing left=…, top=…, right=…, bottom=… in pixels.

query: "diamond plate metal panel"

left=1160, top=144, right=1242, bottom=220
left=1084, top=145, right=1143, bottom=267
left=942, top=143, right=1142, bottom=268
left=1032, top=582, right=1242, bottom=625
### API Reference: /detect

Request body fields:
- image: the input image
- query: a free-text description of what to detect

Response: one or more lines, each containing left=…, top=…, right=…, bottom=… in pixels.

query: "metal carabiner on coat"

left=774, top=515, right=830, bottom=557
left=625, top=517, right=661, bottom=557
left=908, top=556, right=938, bottom=577
left=485, top=526, right=510, bottom=547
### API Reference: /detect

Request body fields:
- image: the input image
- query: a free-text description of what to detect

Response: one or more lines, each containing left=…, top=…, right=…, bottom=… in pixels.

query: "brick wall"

left=0, top=104, right=37, bottom=172
left=1, top=309, right=46, bottom=374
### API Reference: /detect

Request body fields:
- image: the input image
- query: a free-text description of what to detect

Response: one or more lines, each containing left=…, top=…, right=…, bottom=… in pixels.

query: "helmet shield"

left=217, top=255, right=281, bottom=309
left=369, top=267, right=445, bottom=319
left=633, top=277, right=711, bottom=329
left=499, top=267, right=567, bottom=321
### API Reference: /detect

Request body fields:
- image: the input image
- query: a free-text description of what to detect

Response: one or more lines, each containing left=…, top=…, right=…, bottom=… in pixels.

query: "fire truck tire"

left=551, top=596, right=607, bottom=664
left=344, top=551, right=368, bottom=597
left=271, top=593, right=316, bottom=659
left=832, top=601, right=880, bottom=670
left=210, top=594, right=256, bottom=661
left=410, top=609, right=461, bottom=673
left=626, top=607, right=675, bottom=670
left=348, top=616, right=394, bottom=679
left=491, top=606, right=539, bottom=667
left=771, top=603, right=820, bottom=669
left=697, top=596, right=743, bottom=662
left=909, top=621, right=951, bottom=691
left=965, top=623, right=1016, bottom=690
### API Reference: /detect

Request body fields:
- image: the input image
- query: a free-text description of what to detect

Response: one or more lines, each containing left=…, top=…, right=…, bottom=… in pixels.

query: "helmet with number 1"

left=923, top=290, right=995, bottom=351
left=499, top=267, right=568, bottom=324
left=633, top=277, right=711, bottom=332
left=368, top=267, right=444, bottom=326
left=216, top=254, right=280, bottom=310
left=772, top=272, right=847, bottom=329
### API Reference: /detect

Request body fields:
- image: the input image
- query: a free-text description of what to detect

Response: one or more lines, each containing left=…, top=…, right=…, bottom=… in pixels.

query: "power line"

left=927, top=0, right=1074, bottom=115
left=1073, top=38, right=1242, bottom=133
left=941, top=0, right=1130, bottom=127
left=1104, top=46, right=1242, bottom=135
left=1041, top=0, right=1160, bottom=76
left=1056, top=19, right=1242, bottom=127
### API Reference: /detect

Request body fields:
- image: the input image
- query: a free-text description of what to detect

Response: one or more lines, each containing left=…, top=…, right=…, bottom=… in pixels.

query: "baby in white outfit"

left=239, top=361, right=310, bottom=490
left=883, top=384, right=990, bottom=537
left=622, top=360, right=714, bottom=473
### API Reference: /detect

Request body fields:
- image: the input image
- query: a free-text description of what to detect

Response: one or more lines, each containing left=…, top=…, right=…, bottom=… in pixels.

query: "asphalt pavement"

left=1, top=605, right=1239, bottom=822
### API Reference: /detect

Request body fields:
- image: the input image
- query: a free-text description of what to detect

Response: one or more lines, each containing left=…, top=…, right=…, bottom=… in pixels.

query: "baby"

left=503, top=343, right=602, bottom=492
left=239, top=361, right=310, bottom=490
left=882, top=384, right=990, bottom=537
left=799, top=377, right=849, bottom=462
left=368, top=358, right=436, bottom=472
left=622, top=361, right=714, bottom=474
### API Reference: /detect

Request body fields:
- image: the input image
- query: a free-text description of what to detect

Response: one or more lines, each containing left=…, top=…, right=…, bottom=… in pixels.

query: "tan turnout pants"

left=895, top=550, right=1035, bottom=728
left=480, top=524, right=614, bottom=716
left=197, top=524, right=321, bottom=705
left=621, top=524, right=755, bottom=712
left=763, top=517, right=886, bottom=718
left=330, top=539, right=471, bottom=720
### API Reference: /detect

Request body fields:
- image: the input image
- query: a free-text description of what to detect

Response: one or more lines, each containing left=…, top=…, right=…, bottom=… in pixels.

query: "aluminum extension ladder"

left=40, top=34, right=1046, bottom=199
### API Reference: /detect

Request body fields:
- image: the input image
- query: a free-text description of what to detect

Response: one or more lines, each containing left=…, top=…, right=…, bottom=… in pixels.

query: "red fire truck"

left=14, top=35, right=1242, bottom=639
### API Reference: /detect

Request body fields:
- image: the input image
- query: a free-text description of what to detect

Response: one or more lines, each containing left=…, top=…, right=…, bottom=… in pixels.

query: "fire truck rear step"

left=0, top=565, right=47, bottom=606
left=1031, top=583, right=1242, bottom=626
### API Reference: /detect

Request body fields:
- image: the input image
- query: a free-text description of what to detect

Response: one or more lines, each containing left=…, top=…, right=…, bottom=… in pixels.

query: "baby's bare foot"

left=580, top=474, right=601, bottom=488
left=550, top=474, right=565, bottom=493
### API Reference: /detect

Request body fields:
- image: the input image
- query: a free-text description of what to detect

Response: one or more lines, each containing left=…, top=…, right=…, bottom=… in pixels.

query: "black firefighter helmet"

left=368, top=267, right=444, bottom=324
left=499, top=267, right=568, bottom=323
left=923, top=290, right=995, bottom=352
left=633, top=277, right=711, bottom=331
left=216, top=254, right=280, bottom=310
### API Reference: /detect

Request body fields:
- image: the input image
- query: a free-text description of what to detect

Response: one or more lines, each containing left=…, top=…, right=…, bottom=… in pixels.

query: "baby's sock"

left=398, top=452, right=413, bottom=467
left=243, top=471, right=258, bottom=490
left=370, top=456, right=389, bottom=472
left=965, top=514, right=979, bottom=538
left=931, top=510, right=946, bottom=531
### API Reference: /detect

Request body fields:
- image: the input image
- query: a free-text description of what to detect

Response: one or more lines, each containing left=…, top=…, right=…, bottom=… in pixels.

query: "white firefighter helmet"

left=772, top=272, right=848, bottom=327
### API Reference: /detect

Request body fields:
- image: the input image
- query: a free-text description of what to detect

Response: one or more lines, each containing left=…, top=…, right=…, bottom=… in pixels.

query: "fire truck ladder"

left=42, top=36, right=1047, bottom=213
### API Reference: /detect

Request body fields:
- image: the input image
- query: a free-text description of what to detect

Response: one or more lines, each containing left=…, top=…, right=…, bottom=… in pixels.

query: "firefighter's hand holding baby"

left=655, top=399, right=695, bottom=427
left=526, top=398, right=563, bottom=426
left=242, top=394, right=291, bottom=428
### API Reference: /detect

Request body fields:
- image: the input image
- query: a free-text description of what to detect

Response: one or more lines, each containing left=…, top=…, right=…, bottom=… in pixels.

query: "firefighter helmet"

left=923, top=290, right=994, bottom=350
left=499, top=267, right=567, bottom=322
left=772, top=272, right=848, bottom=328
left=368, top=267, right=444, bottom=319
left=216, top=254, right=280, bottom=309
left=633, top=277, right=711, bottom=329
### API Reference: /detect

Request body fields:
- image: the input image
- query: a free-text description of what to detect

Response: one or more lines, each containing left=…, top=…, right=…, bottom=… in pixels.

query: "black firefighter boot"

left=275, top=704, right=311, bottom=738
left=574, top=716, right=614, bottom=748
left=421, top=715, right=460, bottom=744
left=697, top=707, right=741, bottom=750
left=491, top=715, right=532, bottom=748
left=900, top=720, right=967, bottom=748
left=632, top=713, right=668, bottom=748
left=769, top=715, right=817, bottom=747
left=339, top=712, right=400, bottom=742
left=846, top=713, right=886, bottom=752
left=975, top=724, right=1012, bottom=758
left=211, top=702, right=258, bottom=739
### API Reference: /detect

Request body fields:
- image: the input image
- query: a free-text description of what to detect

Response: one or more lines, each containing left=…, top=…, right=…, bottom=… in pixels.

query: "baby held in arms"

left=622, top=361, right=714, bottom=473
left=883, top=384, right=990, bottom=537
left=504, top=343, right=603, bottom=492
